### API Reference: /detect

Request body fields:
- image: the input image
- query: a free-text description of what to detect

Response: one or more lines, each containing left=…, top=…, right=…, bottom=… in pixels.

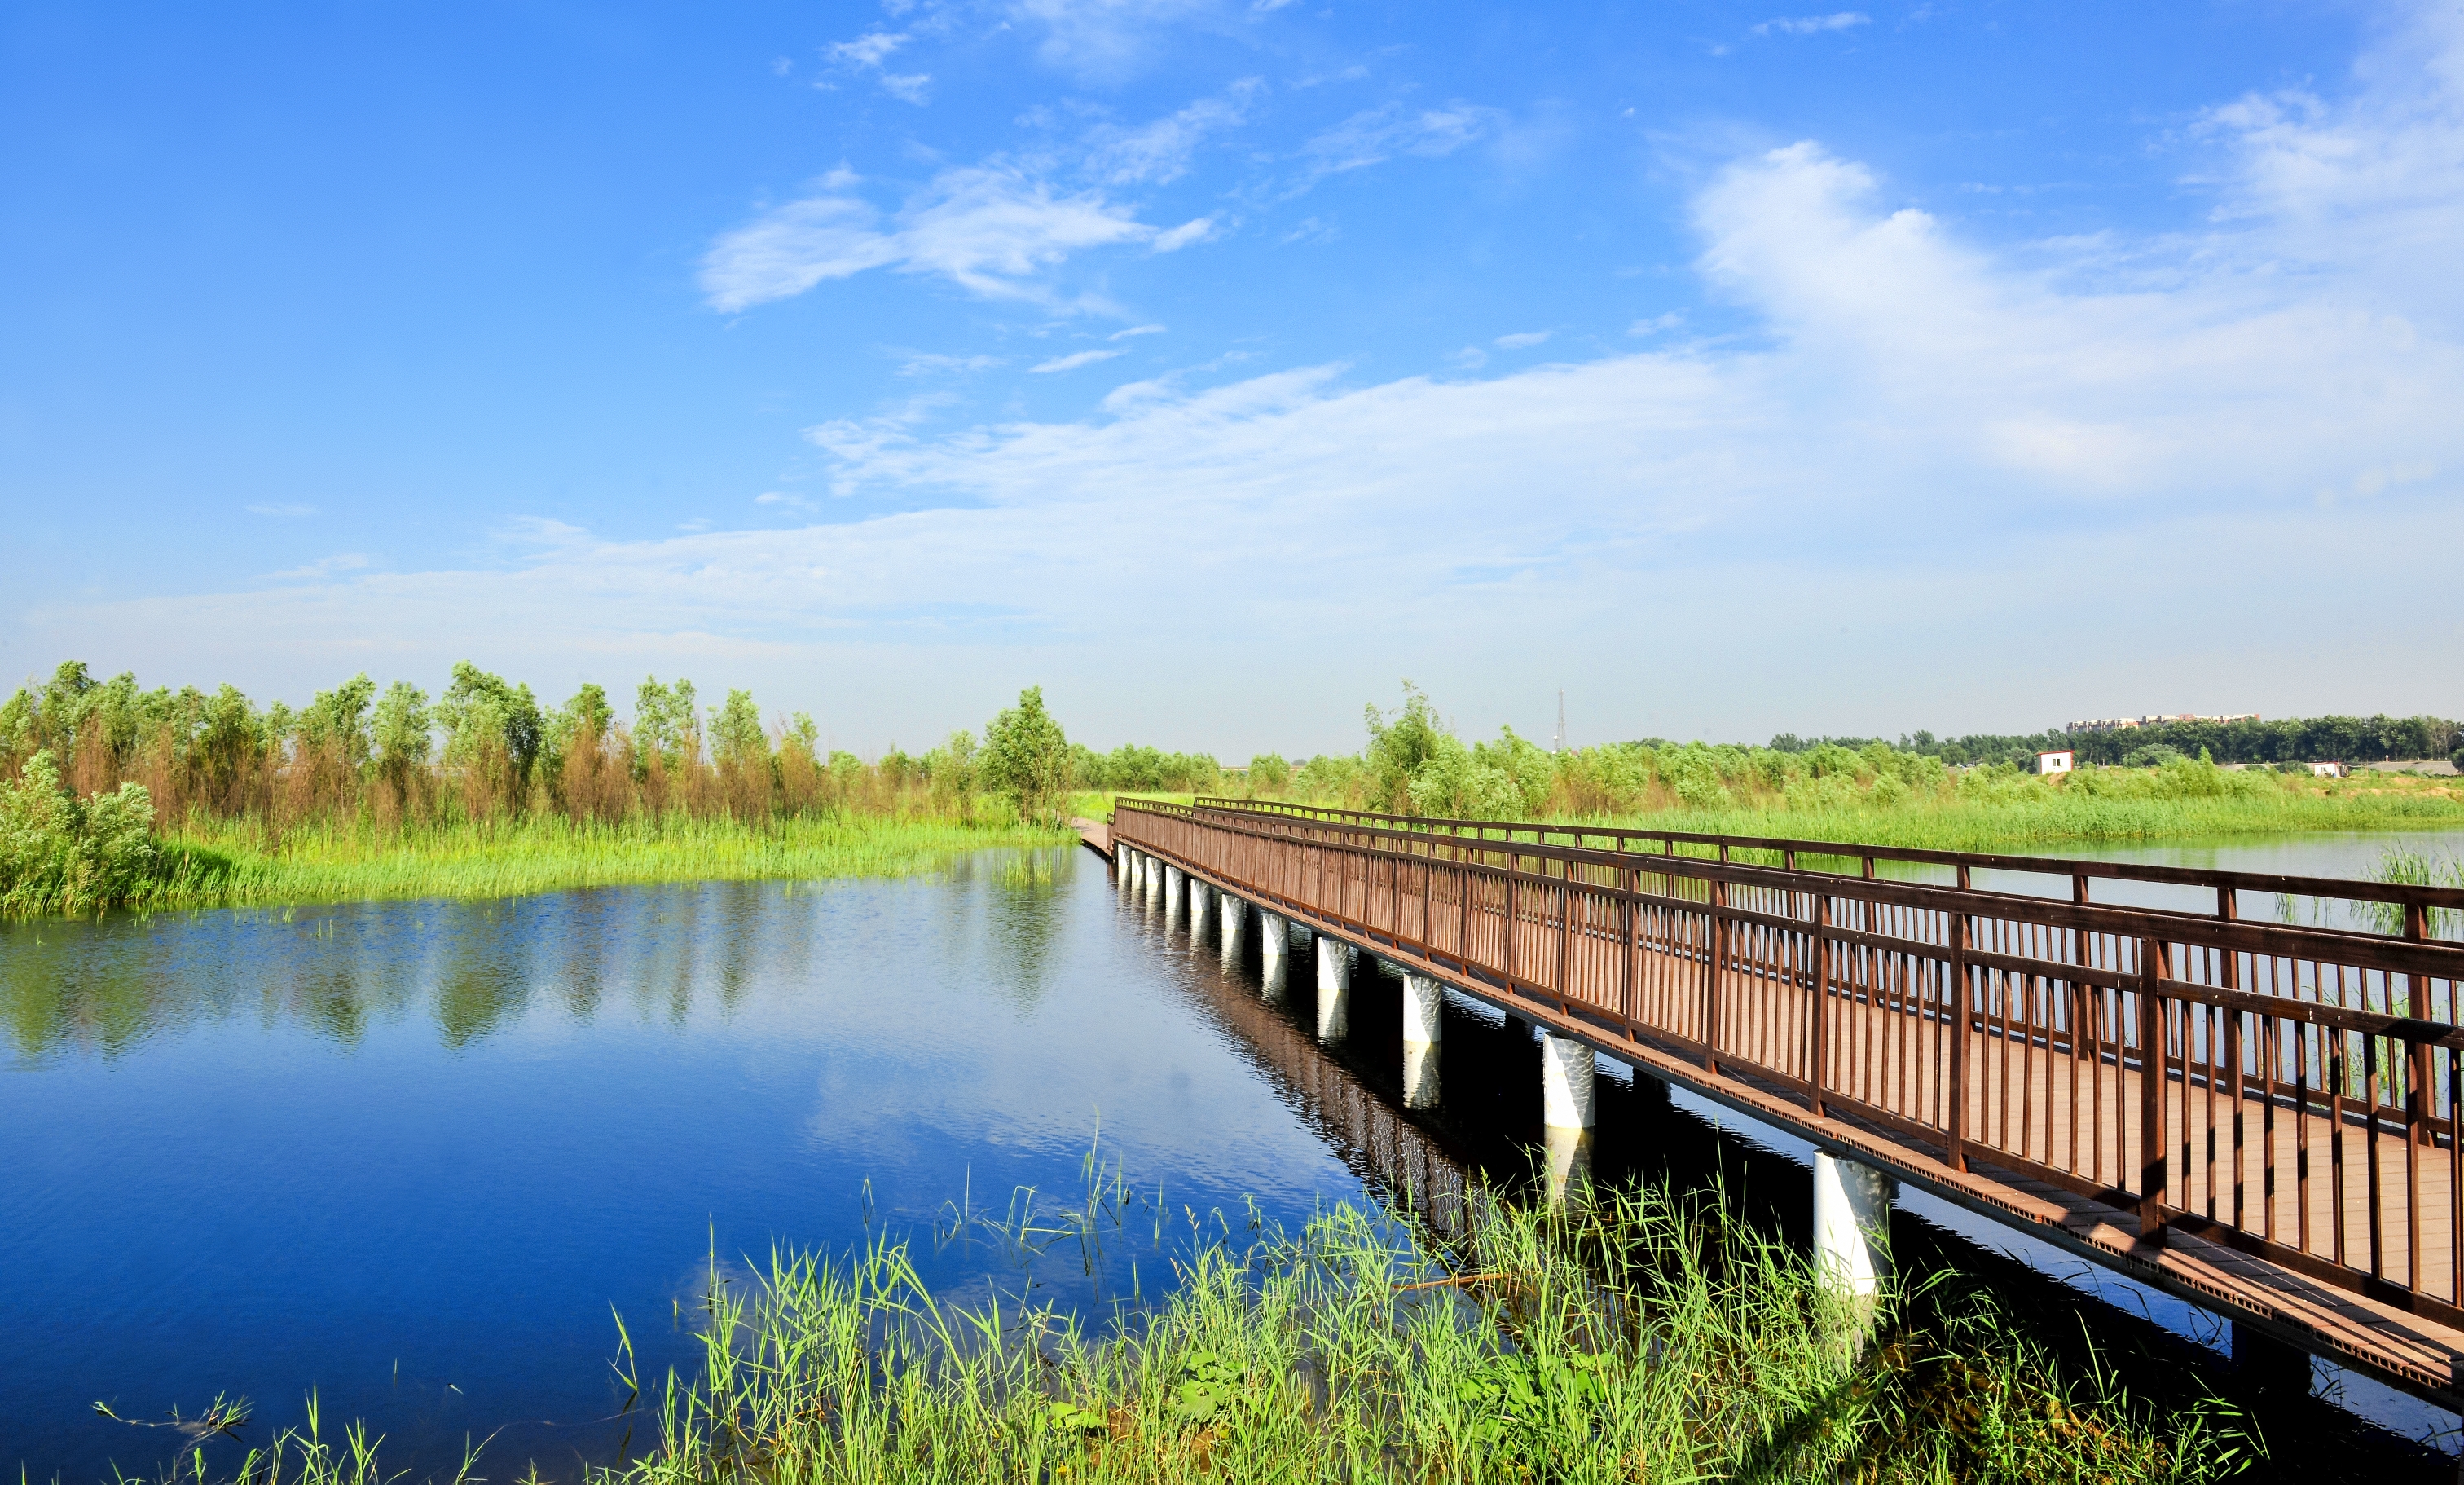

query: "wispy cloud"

left=261, top=553, right=367, bottom=581
left=896, top=350, right=1005, bottom=377
left=702, top=165, right=1157, bottom=311
left=1151, top=214, right=1221, bottom=251
left=1030, top=348, right=1127, bottom=372
left=824, top=29, right=931, bottom=104
left=1494, top=330, right=1551, bottom=349
left=1111, top=324, right=1168, bottom=339
left=1298, top=101, right=1502, bottom=183
left=1753, top=12, right=1870, bottom=37
left=1084, top=81, right=1261, bottom=184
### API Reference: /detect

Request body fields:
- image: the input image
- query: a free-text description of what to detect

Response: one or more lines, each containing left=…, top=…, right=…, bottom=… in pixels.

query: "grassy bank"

left=129, top=813, right=1078, bottom=914
left=1096, top=773, right=2464, bottom=855
left=186, top=1181, right=2255, bottom=1485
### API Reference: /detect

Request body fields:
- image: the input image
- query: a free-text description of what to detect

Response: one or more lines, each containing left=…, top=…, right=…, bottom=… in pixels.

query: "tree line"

left=1770, top=714, right=2462, bottom=770
left=0, top=661, right=1079, bottom=833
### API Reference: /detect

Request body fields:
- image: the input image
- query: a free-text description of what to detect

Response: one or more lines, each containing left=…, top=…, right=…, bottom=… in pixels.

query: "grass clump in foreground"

left=613, top=1183, right=2253, bottom=1485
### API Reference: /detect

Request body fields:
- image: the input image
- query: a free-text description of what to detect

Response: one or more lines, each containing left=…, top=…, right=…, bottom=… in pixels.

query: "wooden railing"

left=1114, top=796, right=2464, bottom=1331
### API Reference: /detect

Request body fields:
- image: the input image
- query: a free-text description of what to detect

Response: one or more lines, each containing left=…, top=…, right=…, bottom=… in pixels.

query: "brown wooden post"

left=1947, top=906, right=1970, bottom=1172
left=2408, top=901, right=2431, bottom=1149
left=1705, top=874, right=1726, bottom=1072
left=1620, top=866, right=1636, bottom=1028
left=2139, top=936, right=2171, bottom=1247
left=1811, top=892, right=1831, bottom=1119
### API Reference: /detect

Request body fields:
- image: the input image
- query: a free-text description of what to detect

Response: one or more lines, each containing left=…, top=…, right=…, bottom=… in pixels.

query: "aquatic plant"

left=614, top=1183, right=2254, bottom=1484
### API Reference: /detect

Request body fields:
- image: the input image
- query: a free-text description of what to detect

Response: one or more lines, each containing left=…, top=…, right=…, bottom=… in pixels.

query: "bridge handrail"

left=1110, top=793, right=2464, bottom=1359
left=1173, top=795, right=2464, bottom=932
left=1117, top=796, right=2464, bottom=979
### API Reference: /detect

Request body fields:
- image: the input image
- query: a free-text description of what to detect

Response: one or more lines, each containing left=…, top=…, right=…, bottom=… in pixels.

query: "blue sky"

left=4, top=1, right=2458, bottom=754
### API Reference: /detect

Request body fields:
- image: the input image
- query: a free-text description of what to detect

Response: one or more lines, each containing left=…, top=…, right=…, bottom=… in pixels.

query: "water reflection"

left=6, top=842, right=2455, bottom=1482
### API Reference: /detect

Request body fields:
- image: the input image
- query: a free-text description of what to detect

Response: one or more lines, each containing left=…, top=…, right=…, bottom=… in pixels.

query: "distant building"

left=2036, top=750, right=2075, bottom=776
left=2310, top=761, right=2348, bottom=778
left=2066, top=712, right=2261, bottom=734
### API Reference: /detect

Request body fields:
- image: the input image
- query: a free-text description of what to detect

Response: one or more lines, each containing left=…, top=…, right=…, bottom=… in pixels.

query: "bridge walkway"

left=1092, top=796, right=2464, bottom=1409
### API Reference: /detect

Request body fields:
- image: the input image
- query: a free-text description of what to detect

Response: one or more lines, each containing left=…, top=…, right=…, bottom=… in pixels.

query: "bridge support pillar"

left=1315, top=935, right=1352, bottom=1042
left=1219, top=892, right=1246, bottom=962
left=1813, top=1152, right=1894, bottom=1334
left=1540, top=1034, right=1595, bottom=1203
left=1164, top=866, right=1184, bottom=925
left=1260, top=911, right=1289, bottom=1002
left=1401, top=973, right=1443, bottom=1109
left=1189, top=877, right=1212, bottom=938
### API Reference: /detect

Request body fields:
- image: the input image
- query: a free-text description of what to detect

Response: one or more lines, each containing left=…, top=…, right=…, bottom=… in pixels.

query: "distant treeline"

left=0, top=661, right=1078, bottom=835
left=1770, top=715, right=2463, bottom=769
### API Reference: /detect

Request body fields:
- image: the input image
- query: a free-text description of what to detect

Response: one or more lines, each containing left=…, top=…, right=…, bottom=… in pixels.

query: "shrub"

left=0, top=750, right=159, bottom=915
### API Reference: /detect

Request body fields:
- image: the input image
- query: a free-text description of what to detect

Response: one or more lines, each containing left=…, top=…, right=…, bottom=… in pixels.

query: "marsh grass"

left=131, top=813, right=1076, bottom=913
left=617, top=1181, right=2254, bottom=1484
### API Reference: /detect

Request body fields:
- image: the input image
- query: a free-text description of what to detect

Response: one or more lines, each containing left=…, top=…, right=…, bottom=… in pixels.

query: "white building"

left=2310, top=761, right=2348, bottom=779
left=2037, top=750, right=2075, bottom=776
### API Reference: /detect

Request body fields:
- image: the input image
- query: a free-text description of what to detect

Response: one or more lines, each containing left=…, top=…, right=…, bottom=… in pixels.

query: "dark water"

left=3, top=844, right=2454, bottom=1479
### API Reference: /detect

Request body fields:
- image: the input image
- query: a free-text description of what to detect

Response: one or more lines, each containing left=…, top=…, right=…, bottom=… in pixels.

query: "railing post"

left=1705, top=875, right=1726, bottom=1072
left=1811, top=892, right=1831, bottom=1120
left=1620, top=866, right=1636, bottom=1029
left=1947, top=906, right=1969, bottom=1172
left=2140, top=936, right=2171, bottom=1247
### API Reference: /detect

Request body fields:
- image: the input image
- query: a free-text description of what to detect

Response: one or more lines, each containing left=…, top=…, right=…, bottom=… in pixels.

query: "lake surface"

left=5, top=836, right=2458, bottom=1479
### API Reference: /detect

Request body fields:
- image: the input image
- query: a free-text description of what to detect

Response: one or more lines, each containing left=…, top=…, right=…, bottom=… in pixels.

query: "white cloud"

left=1010, top=0, right=1215, bottom=82
left=1753, top=12, right=1870, bottom=37
left=1298, top=101, right=1502, bottom=182
left=826, top=32, right=907, bottom=68
left=246, top=503, right=317, bottom=517
left=1442, top=346, right=1487, bottom=370
left=896, top=350, right=1004, bottom=376
left=1627, top=312, right=1683, bottom=336
left=702, top=166, right=1158, bottom=311
left=1151, top=214, right=1221, bottom=251
left=1030, top=348, right=1128, bottom=372
left=260, top=553, right=367, bottom=581
left=1111, top=324, right=1168, bottom=339
left=1084, top=82, right=1261, bottom=184
left=1494, top=330, right=1551, bottom=349
left=824, top=30, right=931, bottom=103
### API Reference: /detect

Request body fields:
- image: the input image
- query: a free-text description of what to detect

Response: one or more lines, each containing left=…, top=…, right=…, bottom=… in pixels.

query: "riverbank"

left=133, top=813, right=1077, bottom=914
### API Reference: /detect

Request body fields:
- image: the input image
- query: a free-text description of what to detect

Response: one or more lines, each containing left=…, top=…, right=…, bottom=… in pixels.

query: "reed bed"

left=609, top=1183, right=2249, bottom=1485
left=133, top=814, right=1074, bottom=913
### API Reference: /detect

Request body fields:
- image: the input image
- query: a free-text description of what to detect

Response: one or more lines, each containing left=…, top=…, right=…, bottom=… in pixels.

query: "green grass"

left=1196, top=780, right=2464, bottom=856
left=131, top=813, right=1078, bottom=914
left=165, top=1179, right=2255, bottom=1484
left=1581, top=790, right=2464, bottom=854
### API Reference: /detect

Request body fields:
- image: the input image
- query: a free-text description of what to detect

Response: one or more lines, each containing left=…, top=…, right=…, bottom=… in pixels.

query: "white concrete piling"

left=1539, top=1033, right=1596, bottom=1202
left=1219, top=890, right=1246, bottom=963
left=1401, top=972, right=1443, bottom=1109
left=1260, top=910, right=1290, bottom=1002
left=1315, top=934, right=1352, bottom=1042
left=1811, top=1152, right=1894, bottom=1309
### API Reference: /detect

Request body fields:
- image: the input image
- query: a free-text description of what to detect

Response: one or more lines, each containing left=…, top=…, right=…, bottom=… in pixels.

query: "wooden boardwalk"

left=1101, top=797, right=2464, bottom=1408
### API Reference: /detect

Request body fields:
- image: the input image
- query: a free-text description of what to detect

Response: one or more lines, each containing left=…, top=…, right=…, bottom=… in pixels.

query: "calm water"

left=5, top=838, right=2457, bottom=1479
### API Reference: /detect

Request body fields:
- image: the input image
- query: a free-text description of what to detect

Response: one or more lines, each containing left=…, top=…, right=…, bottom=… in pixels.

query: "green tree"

left=300, top=674, right=378, bottom=769
left=981, top=685, right=1071, bottom=823
left=370, top=681, right=433, bottom=792
left=437, top=663, right=543, bottom=786
left=1365, top=681, right=1449, bottom=813
left=710, top=688, right=768, bottom=772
